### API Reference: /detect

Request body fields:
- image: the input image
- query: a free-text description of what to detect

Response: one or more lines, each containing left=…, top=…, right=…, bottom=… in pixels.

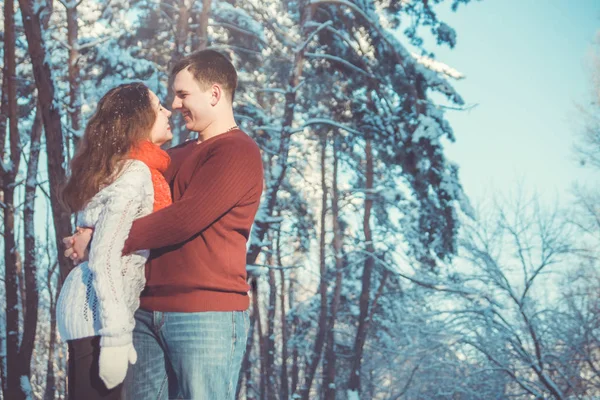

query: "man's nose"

left=172, top=97, right=182, bottom=110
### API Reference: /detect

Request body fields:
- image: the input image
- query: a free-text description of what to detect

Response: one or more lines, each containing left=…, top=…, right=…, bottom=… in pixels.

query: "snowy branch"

left=304, top=52, right=374, bottom=78
left=295, top=21, right=333, bottom=53
left=210, top=22, right=268, bottom=45
left=257, top=88, right=287, bottom=95
left=292, top=118, right=362, bottom=136
left=51, top=34, right=72, bottom=51
left=309, top=0, right=408, bottom=67
left=77, top=36, right=113, bottom=51
left=411, top=52, right=464, bottom=80
left=57, top=0, right=84, bottom=9
left=247, top=264, right=303, bottom=271
left=207, top=44, right=264, bottom=57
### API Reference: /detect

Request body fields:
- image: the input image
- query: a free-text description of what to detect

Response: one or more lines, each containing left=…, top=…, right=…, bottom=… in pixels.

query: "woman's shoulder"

left=78, top=160, right=153, bottom=223
left=114, top=160, right=152, bottom=183
left=122, top=159, right=151, bottom=173
left=96, top=160, right=152, bottom=198
left=78, top=160, right=153, bottom=222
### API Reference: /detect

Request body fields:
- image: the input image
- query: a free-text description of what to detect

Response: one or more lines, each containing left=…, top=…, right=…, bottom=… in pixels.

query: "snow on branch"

left=210, top=22, right=268, bottom=46
left=247, top=264, right=303, bottom=271
left=309, top=0, right=408, bottom=68
left=206, top=44, right=264, bottom=57
left=346, top=248, right=498, bottom=303
left=309, top=0, right=376, bottom=31
left=293, top=118, right=362, bottom=135
left=56, top=0, right=84, bottom=10
left=304, top=52, right=374, bottom=78
left=411, top=52, right=464, bottom=80
left=257, top=88, right=287, bottom=95
left=309, top=0, right=464, bottom=104
left=51, top=34, right=72, bottom=51
left=78, top=36, right=114, bottom=51
left=295, top=21, right=333, bottom=53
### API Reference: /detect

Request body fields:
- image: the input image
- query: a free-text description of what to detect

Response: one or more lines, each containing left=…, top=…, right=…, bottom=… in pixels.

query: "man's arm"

left=123, top=138, right=262, bottom=254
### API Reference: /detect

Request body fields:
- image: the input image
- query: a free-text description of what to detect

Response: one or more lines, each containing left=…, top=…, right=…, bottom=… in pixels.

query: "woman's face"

left=149, top=90, right=173, bottom=146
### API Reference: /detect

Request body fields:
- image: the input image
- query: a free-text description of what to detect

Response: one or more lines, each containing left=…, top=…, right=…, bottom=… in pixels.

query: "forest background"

left=1, top=0, right=600, bottom=399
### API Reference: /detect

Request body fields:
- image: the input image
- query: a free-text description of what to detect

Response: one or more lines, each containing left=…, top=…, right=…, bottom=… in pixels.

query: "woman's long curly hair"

left=62, top=82, right=157, bottom=212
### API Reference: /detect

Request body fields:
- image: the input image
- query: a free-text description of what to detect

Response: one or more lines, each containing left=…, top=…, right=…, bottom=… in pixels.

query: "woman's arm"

left=87, top=162, right=151, bottom=347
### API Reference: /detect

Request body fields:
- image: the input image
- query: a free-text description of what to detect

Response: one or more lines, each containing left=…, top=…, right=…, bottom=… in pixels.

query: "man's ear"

left=211, top=84, right=222, bottom=106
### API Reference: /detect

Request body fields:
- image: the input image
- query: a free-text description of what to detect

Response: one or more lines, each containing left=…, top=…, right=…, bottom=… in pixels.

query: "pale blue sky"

left=429, top=0, right=600, bottom=203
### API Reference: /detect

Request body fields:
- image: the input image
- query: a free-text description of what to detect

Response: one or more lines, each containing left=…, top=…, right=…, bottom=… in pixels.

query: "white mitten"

left=98, top=343, right=137, bottom=389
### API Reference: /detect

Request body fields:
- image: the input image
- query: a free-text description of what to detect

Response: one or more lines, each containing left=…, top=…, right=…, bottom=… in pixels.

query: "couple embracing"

left=58, top=50, right=263, bottom=400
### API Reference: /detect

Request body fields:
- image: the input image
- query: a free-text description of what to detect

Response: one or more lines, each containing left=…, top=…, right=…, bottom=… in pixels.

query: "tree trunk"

left=198, top=0, right=212, bottom=50
left=347, top=139, right=375, bottom=395
left=65, top=1, right=81, bottom=151
left=266, top=260, right=277, bottom=399
left=43, top=318, right=59, bottom=400
left=246, top=0, right=314, bottom=266
left=2, top=0, right=24, bottom=397
left=4, top=183, right=21, bottom=400
left=277, top=225, right=289, bottom=400
left=301, top=132, right=329, bottom=400
left=323, top=136, right=344, bottom=399
left=290, top=270, right=299, bottom=398
left=0, top=59, right=8, bottom=165
left=174, top=0, right=190, bottom=63
left=0, top=335, right=5, bottom=394
left=252, top=277, right=266, bottom=400
left=0, top=66, right=6, bottom=384
left=173, top=0, right=191, bottom=145
left=19, top=0, right=73, bottom=282
left=43, top=259, right=61, bottom=400
left=17, top=251, right=26, bottom=318
left=19, top=105, right=43, bottom=396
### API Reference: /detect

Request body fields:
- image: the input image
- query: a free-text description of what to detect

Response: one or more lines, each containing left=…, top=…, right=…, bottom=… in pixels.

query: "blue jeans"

left=122, top=308, right=249, bottom=400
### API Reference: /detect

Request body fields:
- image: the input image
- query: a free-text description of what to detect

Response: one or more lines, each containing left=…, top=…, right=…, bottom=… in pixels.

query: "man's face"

left=171, top=68, right=214, bottom=133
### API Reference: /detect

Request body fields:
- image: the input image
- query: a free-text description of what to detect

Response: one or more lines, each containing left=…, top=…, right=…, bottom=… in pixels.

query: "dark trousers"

left=68, top=336, right=122, bottom=400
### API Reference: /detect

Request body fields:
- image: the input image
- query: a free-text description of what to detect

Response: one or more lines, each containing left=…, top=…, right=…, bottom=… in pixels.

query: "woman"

left=58, top=82, right=172, bottom=399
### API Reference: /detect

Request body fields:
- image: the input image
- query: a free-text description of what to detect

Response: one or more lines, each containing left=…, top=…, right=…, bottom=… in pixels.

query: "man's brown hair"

left=172, top=50, right=238, bottom=102
left=62, top=82, right=156, bottom=212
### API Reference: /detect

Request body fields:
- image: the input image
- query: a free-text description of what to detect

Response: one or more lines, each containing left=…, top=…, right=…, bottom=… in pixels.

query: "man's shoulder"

left=167, top=139, right=195, bottom=154
left=213, top=130, right=261, bottom=154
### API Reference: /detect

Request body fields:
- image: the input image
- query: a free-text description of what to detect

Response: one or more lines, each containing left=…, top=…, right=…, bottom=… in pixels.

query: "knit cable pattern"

left=57, top=160, right=154, bottom=347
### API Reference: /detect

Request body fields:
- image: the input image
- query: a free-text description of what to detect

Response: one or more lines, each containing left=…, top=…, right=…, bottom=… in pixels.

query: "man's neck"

left=197, top=117, right=238, bottom=143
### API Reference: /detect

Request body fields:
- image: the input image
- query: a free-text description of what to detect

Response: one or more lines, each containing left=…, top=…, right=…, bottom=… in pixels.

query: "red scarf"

left=128, top=141, right=172, bottom=211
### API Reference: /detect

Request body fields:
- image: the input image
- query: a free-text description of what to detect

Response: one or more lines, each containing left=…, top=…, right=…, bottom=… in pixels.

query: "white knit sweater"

left=57, top=160, right=154, bottom=347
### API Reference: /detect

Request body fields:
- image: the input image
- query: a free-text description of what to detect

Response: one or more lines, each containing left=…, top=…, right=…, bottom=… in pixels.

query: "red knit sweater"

left=122, top=129, right=264, bottom=312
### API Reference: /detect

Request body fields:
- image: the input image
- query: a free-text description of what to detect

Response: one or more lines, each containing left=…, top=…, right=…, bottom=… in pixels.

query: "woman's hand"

left=99, top=343, right=137, bottom=389
left=63, top=227, right=93, bottom=265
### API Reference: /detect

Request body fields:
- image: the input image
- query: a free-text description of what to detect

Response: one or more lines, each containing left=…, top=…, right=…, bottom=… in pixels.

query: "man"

left=65, top=50, right=264, bottom=399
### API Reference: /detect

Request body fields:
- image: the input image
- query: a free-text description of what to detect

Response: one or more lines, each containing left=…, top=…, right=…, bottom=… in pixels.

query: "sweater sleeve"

left=123, top=138, right=262, bottom=253
left=88, top=163, right=151, bottom=347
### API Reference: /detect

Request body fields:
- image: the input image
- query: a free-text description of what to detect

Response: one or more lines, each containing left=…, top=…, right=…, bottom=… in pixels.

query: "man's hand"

left=63, top=227, right=93, bottom=265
